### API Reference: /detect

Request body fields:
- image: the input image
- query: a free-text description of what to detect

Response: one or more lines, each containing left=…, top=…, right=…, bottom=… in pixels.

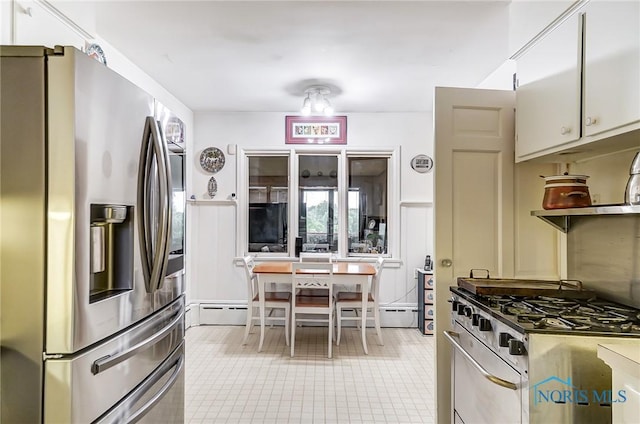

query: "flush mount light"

left=301, top=85, right=334, bottom=116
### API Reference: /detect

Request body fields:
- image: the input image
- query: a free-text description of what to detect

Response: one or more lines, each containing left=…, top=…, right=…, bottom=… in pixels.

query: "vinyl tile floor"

left=185, top=325, right=436, bottom=423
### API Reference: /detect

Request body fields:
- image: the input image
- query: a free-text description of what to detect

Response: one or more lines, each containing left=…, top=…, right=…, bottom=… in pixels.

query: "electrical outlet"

left=592, top=193, right=601, bottom=204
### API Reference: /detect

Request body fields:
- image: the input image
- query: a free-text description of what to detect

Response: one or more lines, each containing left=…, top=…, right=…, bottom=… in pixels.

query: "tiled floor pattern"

left=185, top=325, right=436, bottom=423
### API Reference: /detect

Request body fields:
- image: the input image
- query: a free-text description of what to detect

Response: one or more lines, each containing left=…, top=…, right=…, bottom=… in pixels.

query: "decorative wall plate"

left=207, top=176, right=218, bottom=197
left=200, top=147, right=225, bottom=173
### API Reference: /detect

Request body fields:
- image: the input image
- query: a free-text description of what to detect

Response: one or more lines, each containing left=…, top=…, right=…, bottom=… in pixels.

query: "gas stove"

left=451, top=287, right=640, bottom=336
left=448, top=284, right=640, bottom=423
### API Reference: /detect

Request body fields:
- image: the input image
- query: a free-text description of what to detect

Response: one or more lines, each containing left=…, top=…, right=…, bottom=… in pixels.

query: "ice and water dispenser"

left=90, top=204, right=133, bottom=302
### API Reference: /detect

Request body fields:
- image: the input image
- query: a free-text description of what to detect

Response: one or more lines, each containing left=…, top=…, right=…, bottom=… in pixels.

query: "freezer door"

left=95, top=342, right=185, bottom=424
left=43, top=298, right=184, bottom=423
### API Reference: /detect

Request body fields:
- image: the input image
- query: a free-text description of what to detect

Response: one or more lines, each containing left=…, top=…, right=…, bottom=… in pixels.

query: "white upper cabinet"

left=515, top=12, right=582, bottom=160
left=515, top=1, right=640, bottom=162
left=582, top=1, right=640, bottom=137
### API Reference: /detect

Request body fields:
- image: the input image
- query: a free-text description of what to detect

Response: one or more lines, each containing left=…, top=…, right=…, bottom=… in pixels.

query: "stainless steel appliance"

left=447, top=277, right=640, bottom=424
left=1, top=45, right=185, bottom=423
left=624, top=151, right=640, bottom=205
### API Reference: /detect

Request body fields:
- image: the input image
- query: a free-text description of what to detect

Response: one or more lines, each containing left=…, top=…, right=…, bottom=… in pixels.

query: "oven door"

left=445, top=323, right=525, bottom=423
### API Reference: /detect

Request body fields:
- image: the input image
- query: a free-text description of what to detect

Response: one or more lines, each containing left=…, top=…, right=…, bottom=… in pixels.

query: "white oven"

left=449, top=284, right=640, bottom=424
left=446, top=323, right=527, bottom=423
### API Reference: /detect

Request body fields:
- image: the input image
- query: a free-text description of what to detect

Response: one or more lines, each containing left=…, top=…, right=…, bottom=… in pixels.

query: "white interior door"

left=433, top=87, right=516, bottom=424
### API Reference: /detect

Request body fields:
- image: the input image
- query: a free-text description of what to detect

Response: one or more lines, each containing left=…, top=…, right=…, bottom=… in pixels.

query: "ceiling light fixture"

left=301, top=85, right=334, bottom=116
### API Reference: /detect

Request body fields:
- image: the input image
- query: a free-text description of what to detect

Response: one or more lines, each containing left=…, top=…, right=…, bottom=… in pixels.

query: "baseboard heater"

left=199, top=303, right=248, bottom=325
left=194, top=303, right=418, bottom=328
left=379, top=306, right=418, bottom=328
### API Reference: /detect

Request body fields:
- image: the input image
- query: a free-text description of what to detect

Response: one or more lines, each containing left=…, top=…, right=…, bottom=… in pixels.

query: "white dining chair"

left=298, top=252, right=334, bottom=298
left=290, top=262, right=334, bottom=358
left=241, top=255, right=291, bottom=351
left=335, top=256, right=385, bottom=346
left=299, top=252, right=334, bottom=262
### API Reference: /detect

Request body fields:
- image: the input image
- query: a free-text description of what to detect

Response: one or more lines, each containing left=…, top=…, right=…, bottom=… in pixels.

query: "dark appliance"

left=295, top=237, right=303, bottom=257
left=447, top=276, right=640, bottom=423
left=248, top=203, right=288, bottom=251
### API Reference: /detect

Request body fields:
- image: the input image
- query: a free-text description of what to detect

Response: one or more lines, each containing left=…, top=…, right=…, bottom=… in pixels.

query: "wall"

left=571, top=149, right=640, bottom=205
left=477, top=59, right=516, bottom=91
left=508, top=0, right=578, bottom=57
left=190, top=112, right=434, bottom=325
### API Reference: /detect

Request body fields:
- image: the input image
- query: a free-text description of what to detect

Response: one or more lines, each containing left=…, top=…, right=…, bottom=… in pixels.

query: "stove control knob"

left=457, top=304, right=466, bottom=315
left=478, top=318, right=492, bottom=332
left=471, top=313, right=481, bottom=326
left=451, top=300, right=459, bottom=312
left=499, top=332, right=513, bottom=347
left=464, top=306, right=473, bottom=318
left=508, top=339, right=526, bottom=356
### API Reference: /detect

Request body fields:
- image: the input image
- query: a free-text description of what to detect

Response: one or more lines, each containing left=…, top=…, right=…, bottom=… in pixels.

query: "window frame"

left=342, top=150, right=397, bottom=258
left=238, top=146, right=398, bottom=259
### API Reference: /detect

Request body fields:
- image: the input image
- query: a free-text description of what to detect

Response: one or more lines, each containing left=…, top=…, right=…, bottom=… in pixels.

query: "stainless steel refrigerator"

left=1, top=45, right=186, bottom=423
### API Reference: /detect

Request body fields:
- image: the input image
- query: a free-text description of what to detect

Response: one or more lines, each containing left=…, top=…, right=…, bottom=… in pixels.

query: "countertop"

left=597, top=344, right=640, bottom=378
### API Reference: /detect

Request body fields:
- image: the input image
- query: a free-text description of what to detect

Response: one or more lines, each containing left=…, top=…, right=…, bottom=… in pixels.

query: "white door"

left=433, top=87, right=516, bottom=424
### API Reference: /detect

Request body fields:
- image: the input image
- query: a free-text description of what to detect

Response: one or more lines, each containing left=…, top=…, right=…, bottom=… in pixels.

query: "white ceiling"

left=54, top=0, right=512, bottom=113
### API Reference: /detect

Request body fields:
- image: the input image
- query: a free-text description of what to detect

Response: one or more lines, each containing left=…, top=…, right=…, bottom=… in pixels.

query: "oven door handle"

left=443, top=330, right=518, bottom=390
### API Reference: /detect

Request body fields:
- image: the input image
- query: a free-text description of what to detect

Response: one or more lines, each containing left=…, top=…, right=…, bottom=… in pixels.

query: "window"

left=247, top=156, right=288, bottom=253
left=244, top=151, right=391, bottom=257
left=347, top=157, right=388, bottom=254
left=298, top=155, right=339, bottom=253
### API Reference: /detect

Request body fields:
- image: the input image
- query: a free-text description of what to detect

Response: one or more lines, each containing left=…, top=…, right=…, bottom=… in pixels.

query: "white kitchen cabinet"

left=582, top=1, right=640, bottom=137
left=516, top=1, right=640, bottom=162
left=515, top=12, right=582, bottom=160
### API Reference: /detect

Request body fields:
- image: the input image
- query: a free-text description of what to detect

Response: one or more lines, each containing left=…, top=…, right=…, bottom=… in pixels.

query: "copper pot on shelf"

left=541, top=173, right=592, bottom=210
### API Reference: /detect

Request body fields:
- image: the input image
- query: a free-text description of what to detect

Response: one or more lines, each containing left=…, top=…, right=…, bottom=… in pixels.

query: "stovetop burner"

left=533, top=317, right=584, bottom=330
left=460, top=289, right=640, bottom=335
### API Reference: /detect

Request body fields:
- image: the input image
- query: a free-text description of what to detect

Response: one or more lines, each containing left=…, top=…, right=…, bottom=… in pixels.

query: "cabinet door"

left=515, top=12, right=582, bottom=161
left=583, top=1, right=640, bottom=137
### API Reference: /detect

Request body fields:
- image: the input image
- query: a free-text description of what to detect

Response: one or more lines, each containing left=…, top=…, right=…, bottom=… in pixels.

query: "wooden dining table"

left=252, top=261, right=376, bottom=354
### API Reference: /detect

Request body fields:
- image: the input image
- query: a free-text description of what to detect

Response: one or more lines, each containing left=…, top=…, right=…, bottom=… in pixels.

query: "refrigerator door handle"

left=93, top=343, right=185, bottom=424
left=126, top=352, right=184, bottom=423
left=154, top=116, right=172, bottom=292
left=137, top=116, right=172, bottom=293
left=91, top=309, right=182, bottom=375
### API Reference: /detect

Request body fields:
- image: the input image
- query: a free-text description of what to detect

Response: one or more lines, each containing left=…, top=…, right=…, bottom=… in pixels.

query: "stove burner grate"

left=500, top=302, right=535, bottom=316
left=455, top=287, right=640, bottom=335
left=533, top=317, right=590, bottom=331
left=517, top=313, right=547, bottom=323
